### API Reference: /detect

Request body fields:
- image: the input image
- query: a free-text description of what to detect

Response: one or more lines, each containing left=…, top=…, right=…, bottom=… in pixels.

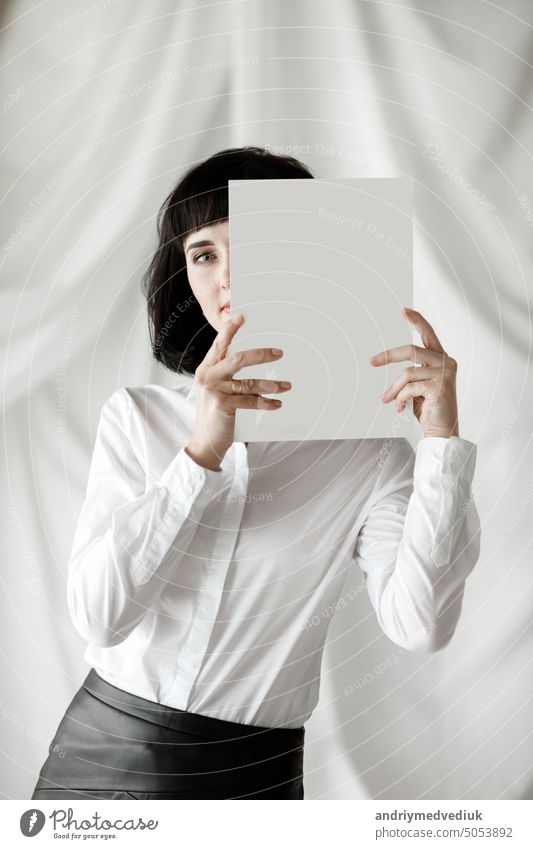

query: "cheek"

left=186, top=271, right=216, bottom=313
left=186, top=272, right=199, bottom=296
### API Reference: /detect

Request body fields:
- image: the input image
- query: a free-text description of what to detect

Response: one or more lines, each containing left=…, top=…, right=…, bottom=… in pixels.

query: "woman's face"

left=183, top=220, right=231, bottom=332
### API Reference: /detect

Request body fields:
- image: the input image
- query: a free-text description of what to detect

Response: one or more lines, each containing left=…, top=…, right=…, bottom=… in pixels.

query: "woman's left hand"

left=369, top=307, right=459, bottom=439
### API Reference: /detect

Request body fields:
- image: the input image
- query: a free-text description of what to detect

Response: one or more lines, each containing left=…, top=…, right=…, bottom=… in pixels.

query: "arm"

left=67, top=389, right=232, bottom=649
left=353, top=436, right=481, bottom=653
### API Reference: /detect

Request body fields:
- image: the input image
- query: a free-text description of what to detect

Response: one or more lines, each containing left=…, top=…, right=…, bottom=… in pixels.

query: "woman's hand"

left=186, top=314, right=292, bottom=470
left=369, top=307, right=459, bottom=439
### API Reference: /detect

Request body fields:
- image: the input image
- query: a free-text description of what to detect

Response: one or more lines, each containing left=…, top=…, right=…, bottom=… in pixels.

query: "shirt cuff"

left=414, top=435, right=477, bottom=481
left=160, top=445, right=233, bottom=513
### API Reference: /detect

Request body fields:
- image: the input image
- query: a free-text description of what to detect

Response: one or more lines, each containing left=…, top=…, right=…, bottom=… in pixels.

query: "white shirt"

left=67, top=378, right=481, bottom=729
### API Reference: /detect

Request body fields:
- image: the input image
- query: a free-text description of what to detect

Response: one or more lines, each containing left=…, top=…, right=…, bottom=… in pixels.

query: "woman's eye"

left=193, top=251, right=215, bottom=264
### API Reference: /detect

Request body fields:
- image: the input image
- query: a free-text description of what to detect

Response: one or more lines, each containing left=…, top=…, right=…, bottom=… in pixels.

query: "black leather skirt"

left=30, top=668, right=305, bottom=800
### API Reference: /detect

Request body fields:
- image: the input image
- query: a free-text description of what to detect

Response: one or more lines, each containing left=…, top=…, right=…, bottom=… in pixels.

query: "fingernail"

left=280, top=381, right=291, bottom=388
left=271, top=348, right=283, bottom=355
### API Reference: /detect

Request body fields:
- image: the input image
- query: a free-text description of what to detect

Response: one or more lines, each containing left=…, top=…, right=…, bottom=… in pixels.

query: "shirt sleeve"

left=352, top=435, right=481, bottom=653
left=67, top=388, right=233, bottom=649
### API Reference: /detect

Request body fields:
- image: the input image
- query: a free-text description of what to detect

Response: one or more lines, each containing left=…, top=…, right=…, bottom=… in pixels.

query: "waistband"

left=83, top=668, right=305, bottom=747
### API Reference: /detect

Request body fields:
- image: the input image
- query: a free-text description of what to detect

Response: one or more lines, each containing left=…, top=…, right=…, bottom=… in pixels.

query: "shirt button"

left=182, top=481, right=194, bottom=497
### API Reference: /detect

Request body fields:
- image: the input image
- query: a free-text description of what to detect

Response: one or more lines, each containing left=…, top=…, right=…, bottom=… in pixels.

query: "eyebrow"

left=185, top=239, right=215, bottom=254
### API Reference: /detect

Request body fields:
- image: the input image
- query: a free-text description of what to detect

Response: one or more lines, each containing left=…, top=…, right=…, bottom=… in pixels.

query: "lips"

left=220, top=301, right=230, bottom=312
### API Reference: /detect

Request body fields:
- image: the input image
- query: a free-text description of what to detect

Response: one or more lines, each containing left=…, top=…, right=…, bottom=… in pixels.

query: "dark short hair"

left=141, top=146, right=314, bottom=375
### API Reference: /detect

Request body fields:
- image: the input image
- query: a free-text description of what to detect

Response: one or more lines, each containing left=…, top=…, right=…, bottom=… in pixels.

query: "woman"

left=31, top=146, right=480, bottom=800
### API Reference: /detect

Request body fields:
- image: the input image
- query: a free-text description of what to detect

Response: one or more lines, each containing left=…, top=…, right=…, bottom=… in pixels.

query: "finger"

left=395, top=380, right=433, bottom=411
left=225, top=392, right=283, bottom=412
left=369, top=344, right=444, bottom=367
left=380, top=366, right=435, bottom=403
left=218, top=346, right=284, bottom=381
left=403, top=308, right=445, bottom=354
left=203, top=313, right=245, bottom=367
left=222, top=377, right=292, bottom=396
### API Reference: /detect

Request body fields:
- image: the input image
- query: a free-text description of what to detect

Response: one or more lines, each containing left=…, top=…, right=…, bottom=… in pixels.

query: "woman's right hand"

left=185, top=314, right=292, bottom=471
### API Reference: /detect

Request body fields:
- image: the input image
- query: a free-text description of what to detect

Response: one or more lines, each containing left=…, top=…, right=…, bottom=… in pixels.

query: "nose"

left=218, top=247, right=230, bottom=290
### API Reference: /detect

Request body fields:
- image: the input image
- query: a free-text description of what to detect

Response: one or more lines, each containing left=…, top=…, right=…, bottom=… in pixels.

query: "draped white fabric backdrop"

left=2, top=0, right=532, bottom=800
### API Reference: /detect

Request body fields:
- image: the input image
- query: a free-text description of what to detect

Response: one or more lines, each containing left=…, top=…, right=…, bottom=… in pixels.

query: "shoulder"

left=124, top=382, right=191, bottom=415
left=102, top=382, right=188, bottom=410
left=96, top=384, right=191, bottom=464
left=100, top=383, right=190, bottom=427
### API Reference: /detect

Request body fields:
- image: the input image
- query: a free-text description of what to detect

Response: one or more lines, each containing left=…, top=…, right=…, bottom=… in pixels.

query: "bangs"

left=175, top=181, right=229, bottom=249
left=172, top=148, right=314, bottom=247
